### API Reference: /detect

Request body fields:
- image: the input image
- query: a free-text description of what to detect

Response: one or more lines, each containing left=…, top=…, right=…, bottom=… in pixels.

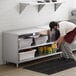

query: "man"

left=49, top=21, right=76, bottom=60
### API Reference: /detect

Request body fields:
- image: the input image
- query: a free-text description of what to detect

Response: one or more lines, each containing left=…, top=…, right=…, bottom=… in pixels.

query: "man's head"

left=49, top=21, right=59, bottom=31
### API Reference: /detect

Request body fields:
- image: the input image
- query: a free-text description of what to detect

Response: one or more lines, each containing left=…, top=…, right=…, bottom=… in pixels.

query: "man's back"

left=59, top=21, right=76, bottom=36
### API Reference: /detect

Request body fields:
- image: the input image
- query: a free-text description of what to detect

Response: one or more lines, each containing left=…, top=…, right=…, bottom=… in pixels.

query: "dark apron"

left=48, top=29, right=60, bottom=42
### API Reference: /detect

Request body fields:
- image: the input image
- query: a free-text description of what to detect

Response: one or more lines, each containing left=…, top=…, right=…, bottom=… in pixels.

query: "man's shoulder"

left=59, top=21, right=76, bottom=26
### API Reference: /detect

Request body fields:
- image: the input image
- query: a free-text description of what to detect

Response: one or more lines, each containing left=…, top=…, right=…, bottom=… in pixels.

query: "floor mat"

left=24, top=58, right=76, bottom=75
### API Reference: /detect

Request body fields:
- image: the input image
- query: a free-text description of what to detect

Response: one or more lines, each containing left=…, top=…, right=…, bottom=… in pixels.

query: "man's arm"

left=57, top=36, right=64, bottom=49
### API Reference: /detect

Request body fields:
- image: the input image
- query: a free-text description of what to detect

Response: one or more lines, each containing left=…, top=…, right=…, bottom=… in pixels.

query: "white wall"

left=0, top=0, right=74, bottom=64
left=72, top=0, right=76, bottom=9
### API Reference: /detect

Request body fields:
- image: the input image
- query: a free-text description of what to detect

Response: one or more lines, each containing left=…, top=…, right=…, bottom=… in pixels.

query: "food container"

left=35, top=35, right=48, bottom=45
left=18, top=38, right=32, bottom=49
left=19, top=49, right=36, bottom=60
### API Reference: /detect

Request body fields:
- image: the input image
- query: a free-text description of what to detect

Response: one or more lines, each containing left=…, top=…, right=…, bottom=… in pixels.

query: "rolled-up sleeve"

left=59, top=27, right=66, bottom=36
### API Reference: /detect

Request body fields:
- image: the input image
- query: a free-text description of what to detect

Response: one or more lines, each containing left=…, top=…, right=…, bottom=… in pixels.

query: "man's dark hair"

left=49, top=21, right=59, bottom=31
